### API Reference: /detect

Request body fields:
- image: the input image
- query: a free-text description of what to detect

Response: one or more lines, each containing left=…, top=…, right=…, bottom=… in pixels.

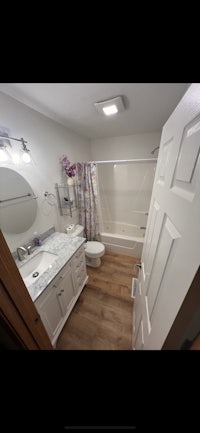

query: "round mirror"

left=0, top=167, right=37, bottom=234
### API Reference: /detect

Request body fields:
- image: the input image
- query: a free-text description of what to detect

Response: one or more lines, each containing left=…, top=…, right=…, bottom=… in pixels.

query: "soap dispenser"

left=34, top=231, right=42, bottom=246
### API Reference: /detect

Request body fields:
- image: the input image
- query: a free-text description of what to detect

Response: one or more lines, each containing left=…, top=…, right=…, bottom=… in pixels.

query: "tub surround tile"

left=15, top=232, right=85, bottom=302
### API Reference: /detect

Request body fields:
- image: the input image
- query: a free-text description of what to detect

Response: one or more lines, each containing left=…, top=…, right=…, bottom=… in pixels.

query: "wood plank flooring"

left=56, top=251, right=140, bottom=350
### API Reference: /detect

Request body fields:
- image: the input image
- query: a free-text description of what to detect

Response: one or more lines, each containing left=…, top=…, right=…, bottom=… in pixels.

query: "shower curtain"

left=77, top=162, right=100, bottom=241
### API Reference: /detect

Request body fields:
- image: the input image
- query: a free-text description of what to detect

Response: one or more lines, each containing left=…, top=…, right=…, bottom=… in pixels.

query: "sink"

left=19, top=251, right=58, bottom=287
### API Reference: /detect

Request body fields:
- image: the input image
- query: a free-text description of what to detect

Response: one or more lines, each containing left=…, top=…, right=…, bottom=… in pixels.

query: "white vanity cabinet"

left=34, top=244, right=88, bottom=347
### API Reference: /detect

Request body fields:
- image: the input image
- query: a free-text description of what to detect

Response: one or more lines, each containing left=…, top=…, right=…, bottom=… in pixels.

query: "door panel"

left=146, top=216, right=180, bottom=318
left=157, top=137, right=173, bottom=185
left=135, top=319, right=144, bottom=350
left=143, top=202, right=163, bottom=293
left=175, top=116, right=200, bottom=183
left=171, top=116, right=200, bottom=201
left=142, top=200, right=160, bottom=273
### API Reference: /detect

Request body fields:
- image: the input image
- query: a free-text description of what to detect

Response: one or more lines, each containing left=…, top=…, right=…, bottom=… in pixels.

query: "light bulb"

left=0, top=148, right=8, bottom=162
left=12, top=153, right=20, bottom=164
left=103, top=104, right=118, bottom=115
left=22, top=152, right=31, bottom=163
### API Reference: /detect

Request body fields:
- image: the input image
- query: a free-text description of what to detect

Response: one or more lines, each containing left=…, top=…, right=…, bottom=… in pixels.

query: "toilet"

left=65, top=224, right=105, bottom=267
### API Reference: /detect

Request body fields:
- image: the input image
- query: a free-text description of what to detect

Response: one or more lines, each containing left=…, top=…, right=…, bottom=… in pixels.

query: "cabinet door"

left=35, top=283, right=63, bottom=342
left=57, top=265, right=75, bottom=316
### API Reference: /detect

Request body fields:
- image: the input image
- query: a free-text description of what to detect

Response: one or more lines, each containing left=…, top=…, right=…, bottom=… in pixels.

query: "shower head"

left=151, top=146, right=160, bottom=155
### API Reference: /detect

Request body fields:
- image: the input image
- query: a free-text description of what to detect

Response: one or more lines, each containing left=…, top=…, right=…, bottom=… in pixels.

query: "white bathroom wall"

left=0, top=91, right=91, bottom=252
left=90, top=132, right=161, bottom=161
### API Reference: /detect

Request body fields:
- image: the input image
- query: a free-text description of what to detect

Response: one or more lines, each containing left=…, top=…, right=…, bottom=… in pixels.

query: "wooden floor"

left=56, top=251, right=140, bottom=350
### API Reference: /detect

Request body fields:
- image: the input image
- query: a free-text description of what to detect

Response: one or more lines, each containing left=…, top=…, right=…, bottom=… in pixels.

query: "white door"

left=133, top=83, right=200, bottom=350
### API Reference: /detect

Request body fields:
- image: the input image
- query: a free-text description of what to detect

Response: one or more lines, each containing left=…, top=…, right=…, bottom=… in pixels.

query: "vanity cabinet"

left=34, top=244, right=88, bottom=347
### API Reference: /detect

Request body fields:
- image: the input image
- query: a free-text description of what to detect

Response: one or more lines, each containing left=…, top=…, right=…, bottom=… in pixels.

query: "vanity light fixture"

left=0, top=143, right=8, bottom=162
left=0, top=133, right=31, bottom=164
left=21, top=138, right=31, bottom=163
left=94, top=95, right=125, bottom=116
left=11, top=152, right=20, bottom=164
left=0, top=134, right=11, bottom=162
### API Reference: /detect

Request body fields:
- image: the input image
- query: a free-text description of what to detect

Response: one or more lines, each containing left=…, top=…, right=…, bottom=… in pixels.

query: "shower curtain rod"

left=86, top=158, right=157, bottom=164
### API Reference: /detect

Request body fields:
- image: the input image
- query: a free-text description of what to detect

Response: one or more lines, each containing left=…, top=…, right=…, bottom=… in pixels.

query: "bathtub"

left=100, top=221, right=145, bottom=258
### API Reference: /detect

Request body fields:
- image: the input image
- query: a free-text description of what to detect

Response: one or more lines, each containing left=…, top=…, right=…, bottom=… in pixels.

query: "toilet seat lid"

left=85, top=241, right=105, bottom=254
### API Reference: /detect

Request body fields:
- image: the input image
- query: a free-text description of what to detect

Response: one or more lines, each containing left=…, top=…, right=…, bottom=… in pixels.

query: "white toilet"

left=65, top=224, right=105, bottom=267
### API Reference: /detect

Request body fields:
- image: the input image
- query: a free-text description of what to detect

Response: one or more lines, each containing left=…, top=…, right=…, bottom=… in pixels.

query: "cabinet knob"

left=61, top=289, right=64, bottom=292
left=58, top=293, right=62, bottom=296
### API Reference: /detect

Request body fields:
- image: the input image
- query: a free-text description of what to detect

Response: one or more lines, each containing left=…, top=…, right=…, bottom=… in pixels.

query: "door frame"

left=0, top=230, right=53, bottom=350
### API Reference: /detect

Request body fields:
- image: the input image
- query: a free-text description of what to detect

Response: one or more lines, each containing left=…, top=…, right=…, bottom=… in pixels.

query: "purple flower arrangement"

left=60, top=155, right=76, bottom=177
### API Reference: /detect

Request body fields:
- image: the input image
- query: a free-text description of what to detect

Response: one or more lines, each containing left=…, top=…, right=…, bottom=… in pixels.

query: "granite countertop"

left=15, top=232, right=85, bottom=302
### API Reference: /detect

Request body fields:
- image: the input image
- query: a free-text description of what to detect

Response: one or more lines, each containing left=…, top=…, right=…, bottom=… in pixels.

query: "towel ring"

left=44, top=191, right=56, bottom=206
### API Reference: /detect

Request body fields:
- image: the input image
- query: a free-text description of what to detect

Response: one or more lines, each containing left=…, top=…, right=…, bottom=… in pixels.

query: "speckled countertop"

left=15, top=232, right=85, bottom=303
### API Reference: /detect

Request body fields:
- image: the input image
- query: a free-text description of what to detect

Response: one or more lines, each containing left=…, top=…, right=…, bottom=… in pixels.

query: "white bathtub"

left=100, top=222, right=145, bottom=258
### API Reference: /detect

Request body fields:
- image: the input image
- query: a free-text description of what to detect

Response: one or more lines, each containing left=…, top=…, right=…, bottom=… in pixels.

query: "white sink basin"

left=19, top=251, right=58, bottom=287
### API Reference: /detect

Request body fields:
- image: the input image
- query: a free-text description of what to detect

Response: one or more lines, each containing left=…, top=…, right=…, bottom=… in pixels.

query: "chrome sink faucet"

left=27, top=245, right=33, bottom=255
left=17, top=246, right=28, bottom=261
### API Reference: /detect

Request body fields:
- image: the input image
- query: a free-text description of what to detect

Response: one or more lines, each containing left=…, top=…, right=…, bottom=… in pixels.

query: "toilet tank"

left=65, top=224, right=84, bottom=238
